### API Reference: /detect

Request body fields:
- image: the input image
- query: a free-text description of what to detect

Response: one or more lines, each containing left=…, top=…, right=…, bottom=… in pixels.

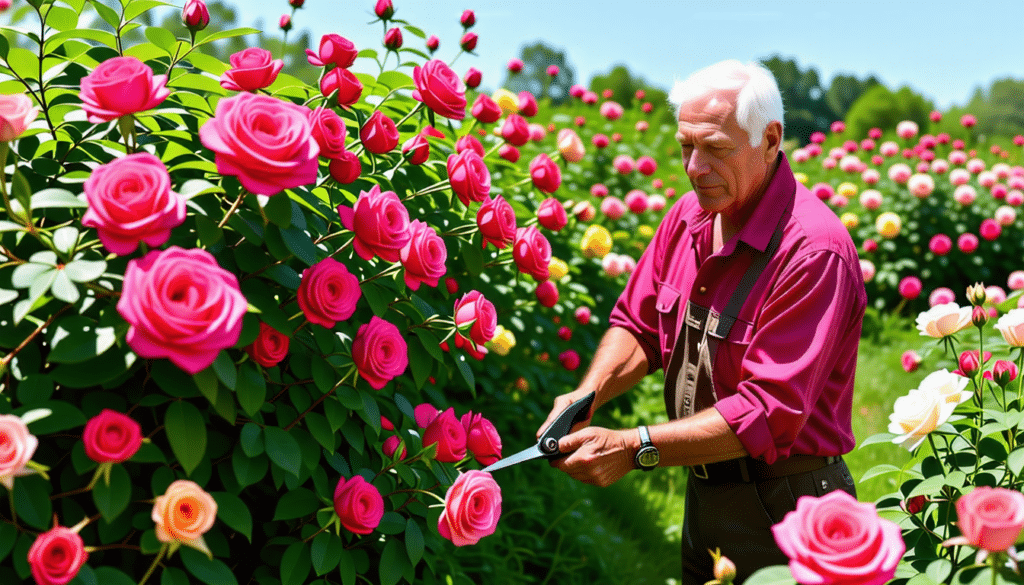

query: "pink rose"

left=400, top=220, right=447, bottom=290
left=360, top=110, right=399, bottom=154
left=374, top=0, right=394, bottom=20
left=537, top=197, right=567, bottom=231
left=599, top=101, right=623, bottom=120
left=980, top=218, right=1001, bottom=241
left=507, top=58, right=524, bottom=73
left=447, top=150, right=491, bottom=206
left=575, top=306, right=592, bottom=325
left=929, top=234, right=952, bottom=256
left=625, top=189, right=649, bottom=214
left=329, top=151, right=362, bottom=183
left=612, top=155, right=635, bottom=174
left=82, top=409, right=142, bottom=464
left=320, top=68, right=363, bottom=106
left=383, top=27, right=403, bottom=50
left=498, top=144, right=519, bottom=162
left=958, top=233, right=979, bottom=254
left=453, top=290, right=497, bottom=349
left=423, top=408, right=467, bottom=463
left=772, top=490, right=904, bottom=585
left=309, top=107, right=347, bottom=159
left=513, top=226, right=552, bottom=281
left=333, top=475, right=384, bottom=535
left=28, top=526, right=88, bottom=585
left=79, top=56, right=169, bottom=122
left=456, top=134, right=484, bottom=157
left=592, top=134, right=609, bottom=149
left=181, top=0, right=210, bottom=31
left=529, top=153, right=561, bottom=193
left=246, top=322, right=290, bottom=367
left=117, top=247, right=247, bottom=374
left=949, top=487, right=1024, bottom=552
left=219, top=47, right=283, bottom=92
left=337, top=184, right=411, bottom=262
left=901, top=350, right=922, bottom=373
left=463, top=67, right=481, bottom=89
left=460, top=412, right=502, bottom=465
left=459, top=32, right=477, bottom=52
left=500, top=114, right=530, bottom=146
left=471, top=94, right=501, bottom=124
left=81, top=153, right=185, bottom=256
left=898, top=276, right=922, bottom=300
left=200, top=92, right=318, bottom=196
left=296, top=258, right=361, bottom=328
left=477, top=195, right=517, bottom=250
left=0, top=414, right=38, bottom=490
left=636, top=156, right=657, bottom=176
left=402, top=126, right=444, bottom=165
left=414, top=403, right=439, bottom=428
left=517, top=91, right=538, bottom=117
left=413, top=59, right=466, bottom=120
left=351, top=316, right=408, bottom=390
left=460, top=9, right=475, bottom=27
left=306, top=34, right=357, bottom=69
left=0, top=93, right=38, bottom=142
left=438, top=470, right=502, bottom=546
left=536, top=280, right=558, bottom=308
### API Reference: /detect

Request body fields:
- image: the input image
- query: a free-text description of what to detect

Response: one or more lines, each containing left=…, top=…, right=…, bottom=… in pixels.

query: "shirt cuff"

left=714, top=394, right=778, bottom=464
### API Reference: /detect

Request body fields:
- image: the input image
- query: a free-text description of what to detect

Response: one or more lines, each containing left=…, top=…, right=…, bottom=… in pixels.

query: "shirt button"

left=698, top=286, right=707, bottom=294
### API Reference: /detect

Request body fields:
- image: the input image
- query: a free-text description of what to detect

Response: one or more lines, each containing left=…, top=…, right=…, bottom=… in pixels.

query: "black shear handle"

left=538, top=391, right=596, bottom=457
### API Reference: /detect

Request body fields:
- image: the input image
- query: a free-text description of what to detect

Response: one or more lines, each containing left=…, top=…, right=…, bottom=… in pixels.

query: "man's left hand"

left=550, top=427, right=637, bottom=487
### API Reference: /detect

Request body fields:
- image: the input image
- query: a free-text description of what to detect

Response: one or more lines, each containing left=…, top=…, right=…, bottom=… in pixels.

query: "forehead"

left=676, top=89, right=740, bottom=137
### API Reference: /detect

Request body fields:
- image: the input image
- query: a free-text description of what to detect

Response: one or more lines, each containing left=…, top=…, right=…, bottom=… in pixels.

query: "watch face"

left=637, top=446, right=659, bottom=469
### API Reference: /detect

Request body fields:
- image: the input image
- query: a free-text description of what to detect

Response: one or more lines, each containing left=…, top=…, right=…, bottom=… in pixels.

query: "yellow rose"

left=487, top=325, right=516, bottom=356
left=638, top=225, right=654, bottom=239
left=840, top=212, right=859, bottom=229
left=492, top=89, right=519, bottom=115
left=152, top=479, right=218, bottom=557
left=548, top=257, right=569, bottom=281
left=793, top=172, right=809, bottom=185
left=580, top=225, right=612, bottom=259
left=837, top=182, right=858, bottom=198
left=875, top=212, right=901, bottom=239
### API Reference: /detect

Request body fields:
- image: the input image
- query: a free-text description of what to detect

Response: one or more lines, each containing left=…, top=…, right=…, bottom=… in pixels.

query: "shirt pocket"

left=654, top=283, right=683, bottom=361
left=713, top=317, right=755, bottom=392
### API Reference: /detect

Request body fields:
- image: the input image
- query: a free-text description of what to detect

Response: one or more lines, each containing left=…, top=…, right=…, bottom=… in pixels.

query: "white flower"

left=917, top=369, right=972, bottom=405
left=916, top=302, right=972, bottom=338
left=994, top=309, right=1024, bottom=347
left=889, top=387, right=956, bottom=451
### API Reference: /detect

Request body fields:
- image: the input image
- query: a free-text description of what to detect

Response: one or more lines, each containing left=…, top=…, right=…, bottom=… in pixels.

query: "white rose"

left=917, top=369, right=972, bottom=405
left=888, top=388, right=956, bottom=451
left=994, top=309, right=1024, bottom=347
left=915, top=302, right=972, bottom=338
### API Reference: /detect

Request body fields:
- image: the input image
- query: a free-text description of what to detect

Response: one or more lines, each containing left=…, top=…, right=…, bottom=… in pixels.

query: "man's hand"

left=537, top=388, right=596, bottom=440
left=550, top=427, right=636, bottom=487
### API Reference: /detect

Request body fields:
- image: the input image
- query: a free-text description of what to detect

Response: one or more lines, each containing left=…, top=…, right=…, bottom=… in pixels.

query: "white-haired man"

left=538, top=60, right=866, bottom=583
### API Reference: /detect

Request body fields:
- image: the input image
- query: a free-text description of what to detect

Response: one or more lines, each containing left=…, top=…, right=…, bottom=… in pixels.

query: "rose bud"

left=507, top=58, right=524, bottom=73
left=518, top=91, right=538, bottom=117
left=423, top=408, right=468, bottom=462
left=498, top=144, right=520, bottom=162
left=460, top=9, right=476, bottom=28
left=460, top=32, right=478, bottom=52
left=993, top=360, right=1018, bottom=387
left=306, top=34, right=358, bottom=69
left=461, top=412, right=501, bottom=466
left=383, top=435, right=407, bottom=460
left=329, top=151, right=362, bottom=184
left=426, top=35, right=440, bottom=53
left=574, top=201, right=596, bottom=222
left=463, top=67, right=482, bottom=89
left=456, top=134, right=485, bottom=157
left=958, top=350, right=981, bottom=377
left=501, top=113, right=530, bottom=146
left=547, top=65, right=560, bottom=76
left=559, top=349, right=580, bottom=371
left=536, top=280, right=558, bottom=307
left=447, top=150, right=491, bottom=206
left=279, top=14, right=291, bottom=32
left=219, top=47, right=284, bottom=92
left=529, top=153, right=562, bottom=193
left=714, top=555, right=737, bottom=584
left=374, top=0, right=394, bottom=20
left=558, top=326, right=572, bottom=341
left=536, top=197, right=568, bottom=231
left=360, top=110, right=399, bottom=154
left=903, top=495, right=927, bottom=515
left=309, top=107, right=347, bottom=159
left=402, top=126, right=443, bottom=166
left=320, top=68, right=363, bottom=106
left=334, top=475, right=384, bottom=535
left=477, top=195, right=517, bottom=250
left=967, top=283, right=987, bottom=306
left=445, top=277, right=459, bottom=294
left=454, top=290, right=497, bottom=349
left=246, top=322, right=290, bottom=367
left=972, top=305, right=988, bottom=328
left=575, top=306, right=592, bottom=325
left=383, top=27, right=403, bottom=50
left=901, top=350, right=921, bottom=373
left=182, top=0, right=210, bottom=31
left=471, top=93, right=501, bottom=123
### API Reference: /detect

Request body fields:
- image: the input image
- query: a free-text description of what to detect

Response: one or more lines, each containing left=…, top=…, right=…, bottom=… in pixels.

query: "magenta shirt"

left=609, top=154, right=866, bottom=464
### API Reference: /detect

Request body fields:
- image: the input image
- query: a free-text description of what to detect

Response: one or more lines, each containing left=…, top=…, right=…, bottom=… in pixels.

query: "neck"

left=719, top=154, right=781, bottom=240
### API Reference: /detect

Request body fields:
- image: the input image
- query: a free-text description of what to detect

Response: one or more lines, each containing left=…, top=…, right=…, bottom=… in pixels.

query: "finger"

left=536, top=397, right=571, bottom=439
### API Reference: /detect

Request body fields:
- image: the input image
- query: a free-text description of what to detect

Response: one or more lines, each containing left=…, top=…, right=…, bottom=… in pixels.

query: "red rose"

left=453, top=290, right=497, bottom=349
left=334, top=475, right=384, bottom=535
left=498, top=144, right=520, bottom=162
left=309, top=107, right=347, bottom=159
left=477, top=195, right=517, bottom=250
left=517, top=91, right=538, bottom=117
left=456, top=134, right=484, bottom=157
left=297, top=257, right=361, bottom=328
left=79, top=56, right=169, bottom=122
left=351, top=316, right=408, bottom=390
left=338, top=184, right=411, bottom=262
left=81, top=153, right=185, bottom=256
left=413, top=59, right=466, bottom=120
left=82, top=409, right=142, bottom=463
left=559, top=349, right=580, bottom=370
left=513, top=226, right=552, bottom=281
left=384, top=27, right=403, bottom=50
left=360, top=110, right=399, bottom=154
left=471, top=94, right=501, bottom=123
left=438, top=471, right=501, bottom=546
left=246, top=322, right=290, bottom=367
left=463, top=67, right=482, bottom=89
left=445, top=278, right=459, bottom=294
left=459, top=32, right=478, bottom=52
left=460, top=411, right=502, bottom=466
left=423, top=408, right=467, bottom=463
left=447, top=150, right=491, bottom=206
left=536, top=197, right=567, bottom=231
left=306, top=34, right=357, bottom=68
left=400, top=220, right=447, bottom=290
left=320, top=67, right=363, bottom=106
left=501, top=114, right=530, bottom=146
left=536, top=280, right=558, bottom=308
left=220, top=47, right=284, bottom=92
left=329, top=151, right=362, bottom=183
left=199, top=92, right=319, bottom=196
left=28, top=526, right=88, bottom=585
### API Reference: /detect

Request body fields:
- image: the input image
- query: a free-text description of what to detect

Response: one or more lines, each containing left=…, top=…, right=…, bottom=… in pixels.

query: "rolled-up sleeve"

left=714, top=249, right=863, bottom=463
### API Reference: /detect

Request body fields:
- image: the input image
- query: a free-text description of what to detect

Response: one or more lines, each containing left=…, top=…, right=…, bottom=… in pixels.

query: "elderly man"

left=538, top=60, right=866, bottom=583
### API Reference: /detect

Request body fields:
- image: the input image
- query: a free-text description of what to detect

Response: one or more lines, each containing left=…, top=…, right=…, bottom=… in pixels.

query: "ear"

left=762, top=120, right=783, bottom=162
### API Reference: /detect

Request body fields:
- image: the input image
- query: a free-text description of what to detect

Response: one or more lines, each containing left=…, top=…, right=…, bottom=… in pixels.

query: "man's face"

left=675, top=89, right=776, bottom=220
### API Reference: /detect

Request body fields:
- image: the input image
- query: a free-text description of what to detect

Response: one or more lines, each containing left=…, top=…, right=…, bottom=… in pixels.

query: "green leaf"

left=232, top=446, right=268, bottom=488
left=63, top=259, right=106, bottom=283
left=50, top=269, right=79, bottom=303
left=376, top=70, right=414, bottom=90
left=926, top=559, right=953, bottom=583
left=858, top=464, right=902, bottom=483
left=46, top=316, right=117, bottom=364
left=15, top=374, right=52, bottom=404
left=235, top=362, right=266, bottom=417
left=405, top=520, right=423, bottom=567
left=195, top=26, right=261, bottom=47
left=160, top=567, right=191, bottom=585
left=379, top=538, right=409, bottom=585
left=264, top=426, right=302, bottom=477
left=47, top=6, right=79, bottom=31
left=179, top=547, right=239, bottom=585
left=362, top=283, right=390, bottom=317
left=11, top=261, right=51, bottom=289
left=211, top=351, right=237, bottom=390
left=92, top=463, right=131, bottom=523
left=460, top=238, right=484, bottom=275
left=377, top=512, right=405, bottom=535
left=858, top=432, right=897, bottom=449
left=453, top=352, right=475, bottom=394
left=30, top=188, right=86, bottom=209
left=908, top=474, right=947, bottom=499
left=124, top=0, right=168, bottom=22
left=52, top=226, right=79, bottom=255
left=12, top=475, right=52, bottom=530
left=90, top=0, right=121, bottom=29
left=281, top=226, right=317, bottom=267
left=1008, top=448, right=1024, bottom=475
left=193, top=367, right=219, bottom=406
left=280, top=541, right=312, bottom=585
left=50, top=347, right=135, bottom=389
left=14, top=400, right=85, bottom=434
left=264, top=194, right=292, bottom=228
left=195, top=213, right=223, bottom=247
left=407, top=337, right=431, bottom=389
left=165, top=400, right=208, bottom=476
left=92, top=567, right=136, bottom=585
left=0, top=522, right=17, bottom=563
left=744, top=565, right=797, bottom=585
left=311, top=531, right=343, bottom=576
left=306, top=412, right=334, bottom=452
left=273, top=487, right=320, bottom=521
left=212, top=492, right=252, bottom=542
left=240, top=422, right=264, bottom=457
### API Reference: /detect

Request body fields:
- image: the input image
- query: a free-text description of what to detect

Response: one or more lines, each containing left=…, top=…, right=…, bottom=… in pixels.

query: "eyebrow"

left=676, top=128, right=734, bottom=147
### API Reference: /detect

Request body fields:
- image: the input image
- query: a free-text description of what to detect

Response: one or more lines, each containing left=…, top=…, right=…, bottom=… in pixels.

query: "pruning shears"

left=481, top=391, right=596, bottom=473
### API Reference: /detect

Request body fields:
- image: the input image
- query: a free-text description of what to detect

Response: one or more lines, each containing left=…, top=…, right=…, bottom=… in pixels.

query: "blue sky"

left=234, top=0, right=1022, bottom=110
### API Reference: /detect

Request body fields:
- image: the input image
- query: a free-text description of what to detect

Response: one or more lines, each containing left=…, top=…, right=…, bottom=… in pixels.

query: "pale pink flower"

left=862, top=168, right=880, bottom=185
left=908, top=173, right=935, bottom=197
left=967, top=158, right=986, bottom=174
left=985, top=285, right=1007, bottom=306
left=1007, top=190, right=1024, bottom=206
left=805, top=143, right=822, bottom=157
left=599, top=101, right=624, bottom=120
left=992, top=184, right=1008, bottom=199
left=839, top=155, right=861, bottom=173
left=901, top=350, right=922, bottom=373
left=954, top=186, right=977, bottom=205
left=1007, top=271, right=1024, bottom=291
left=600, top=196, right=625, bottom=220
left=978, top=171, right=997, bottom=188
left=648, top=194, right=667, bottom=211
left=948, top=150, right=968, bottom=166
left=861, top=138, right=876, bottom=151
left=828, top=194, right=849, bottom=208
left=792, top=148, right=810, bottom=163
left=888, top=163, right=912, bottom=184
left=612, top=155, right=634, bottom=174
left=928, top=287, right=956, bottom=307
left=828, top=147, right=847, bottom=160
left=993, top=163, right=1012, bottom=179
left=859, top=189, right=883, bottom=210
left=995, top=206, right=1017, bottom=226
left=860, top=259, right=876, bottom=282
left=949, top=168, right=971, bottom=186
left=930, top=159, right=949, bottom=174
left=879, top=141, right=900, bottom=157
left=602, top=253, right=626, bottom=277
left=1009, top=176, right=1024, bottom=190
left=896, top=120, right=919, bottom=139
left=929, top=234, right=952, bottom=256
left=822, top=157, right=837, bottom=170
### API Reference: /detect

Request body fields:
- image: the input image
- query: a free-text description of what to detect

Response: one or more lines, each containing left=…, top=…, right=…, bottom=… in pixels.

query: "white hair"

left=668, top=60, right=784, bottom=147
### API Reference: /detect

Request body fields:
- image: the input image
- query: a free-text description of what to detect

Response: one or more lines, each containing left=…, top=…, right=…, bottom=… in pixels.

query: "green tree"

left=844, top=84, right=933, bottom=140
left=760, top=55, right=833, bottom=145
left=501, top=41, right=576, bottom=104
left=589, top=64, right=673, bottom=125
left=825, top=73, right=880, bottom=122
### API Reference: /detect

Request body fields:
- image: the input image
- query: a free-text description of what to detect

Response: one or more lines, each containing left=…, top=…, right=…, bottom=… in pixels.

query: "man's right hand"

left=537, top=388, right=597, bottom=440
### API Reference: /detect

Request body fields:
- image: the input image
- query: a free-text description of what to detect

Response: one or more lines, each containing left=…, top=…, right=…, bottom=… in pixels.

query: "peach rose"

left=152, top=480, right=218, bottom=556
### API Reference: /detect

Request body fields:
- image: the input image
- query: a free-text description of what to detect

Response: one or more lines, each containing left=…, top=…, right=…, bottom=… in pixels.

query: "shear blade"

left=481, top=444, right=546, bottom=473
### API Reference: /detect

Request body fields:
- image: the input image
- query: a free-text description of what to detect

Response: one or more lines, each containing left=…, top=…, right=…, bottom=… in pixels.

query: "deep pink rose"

left=246, top=322, right=290, bottom=367
left=199, top=92, right=319, bottom=196
left=438, top=470, right=502, bottom=546
left=529, top=153, right=561, bottom=193
left=181, top=0, right=210, bottom=31
left=306, top=34, right=357, bottom=68
left=507, top=58, right=524, bottom=73
left=413, top=59, right=466, bottom=120
left=575, top=306, right=592, bottom=325
left=447, top=150, right=491, bottom=207
left=28, top=526, right=88, bottom=585
left=309, top=107, right=347, bottom=159
left=929, top=234, right=952, bottom=256
left=400, top=220, right=447, bottom=290
left=374, top=0, right=394, bottom=19
left=559, top=349, right=580, bottom=371
left=459, top=32, right=477, bottom=52
left=351, top=316, right=408, bottom=390
left=278, top=14, right=291, bottom=31
left=297, top=257, right=360, bottom=328
left=220, top=48, right=283, bottom=91
left=81, top=153, right=185, bottom=256
left=501, top=114, right=530, bottom=146
left=402, top=126, right=443, bottom=165
left=636, top=156, right=657, bottom=176
left=626, top=189, right=649, bottom=214
left=536, top=197, right=567, bottom=231
left=477, top=195, right=516, bottom=249
left=79, top=56, right=168, bottom=122
left=958, top=233, right=979, bottom=254
left=453, top=290, right=497, bottom=349
left=423, top=408, right=467, bottom=463
left=772, top=490, right=903, bottom=585
left=471, top=94, right=501, bottom=123
left=383, top=27, right=403, bottom=50
left=600, top=101, right=624, bottom=120
left=360, top=110, right=399, bottom=154
left=460, top=9, right=475, bottom=28
left=82, top=409, right=142, bottom=464
left=901, top=350, right=921, bottom=373
left=414, top=403, right=439, bottom=428
left=382, top=435, right=406, bottom=459
left=320, top=68, right=363, bottom=106
left=980, top=218, right=1001, bottom=241
left=463, top=67, right=482, bottom=89
left=117, top=247, right=247, bottom=374
left=337, top=184, right=411, bottom=262
left=536, top=280, right=559, bottom=308
left=333, top=475, right=384, bottom=535
left=498, top=144, right=520, bottom=162
left=0, top=93, right=38, bottom=142
left=898, top=276, right=923, bottom=300
left=513, top=226, right=552, bottom=281
left=460, top=412, right=502, bottom=466
left=517, top=91, right=538, bottom=117
left=951, top=487, right=1024, bottom=552
left=456, top=135, right=484, bottom=157
left=329, top=151, right=362, bottom=183
left=426, top=35, right=440, bottom=53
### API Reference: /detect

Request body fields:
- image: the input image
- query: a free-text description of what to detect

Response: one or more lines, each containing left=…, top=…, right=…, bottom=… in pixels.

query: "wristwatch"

left=634, top=426, right=660, bottom=471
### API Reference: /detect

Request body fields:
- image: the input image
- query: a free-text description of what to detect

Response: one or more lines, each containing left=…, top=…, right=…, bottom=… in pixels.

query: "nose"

left=685, top=149, right=709, bottom=177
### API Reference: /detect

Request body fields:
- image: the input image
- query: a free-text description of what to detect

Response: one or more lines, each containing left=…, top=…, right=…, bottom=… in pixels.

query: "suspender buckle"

left=692, top=464, right=708, bottom=480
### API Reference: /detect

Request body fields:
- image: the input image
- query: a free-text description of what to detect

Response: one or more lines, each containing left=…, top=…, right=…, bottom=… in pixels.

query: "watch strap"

left=638, top=425, right=652, bottom=446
